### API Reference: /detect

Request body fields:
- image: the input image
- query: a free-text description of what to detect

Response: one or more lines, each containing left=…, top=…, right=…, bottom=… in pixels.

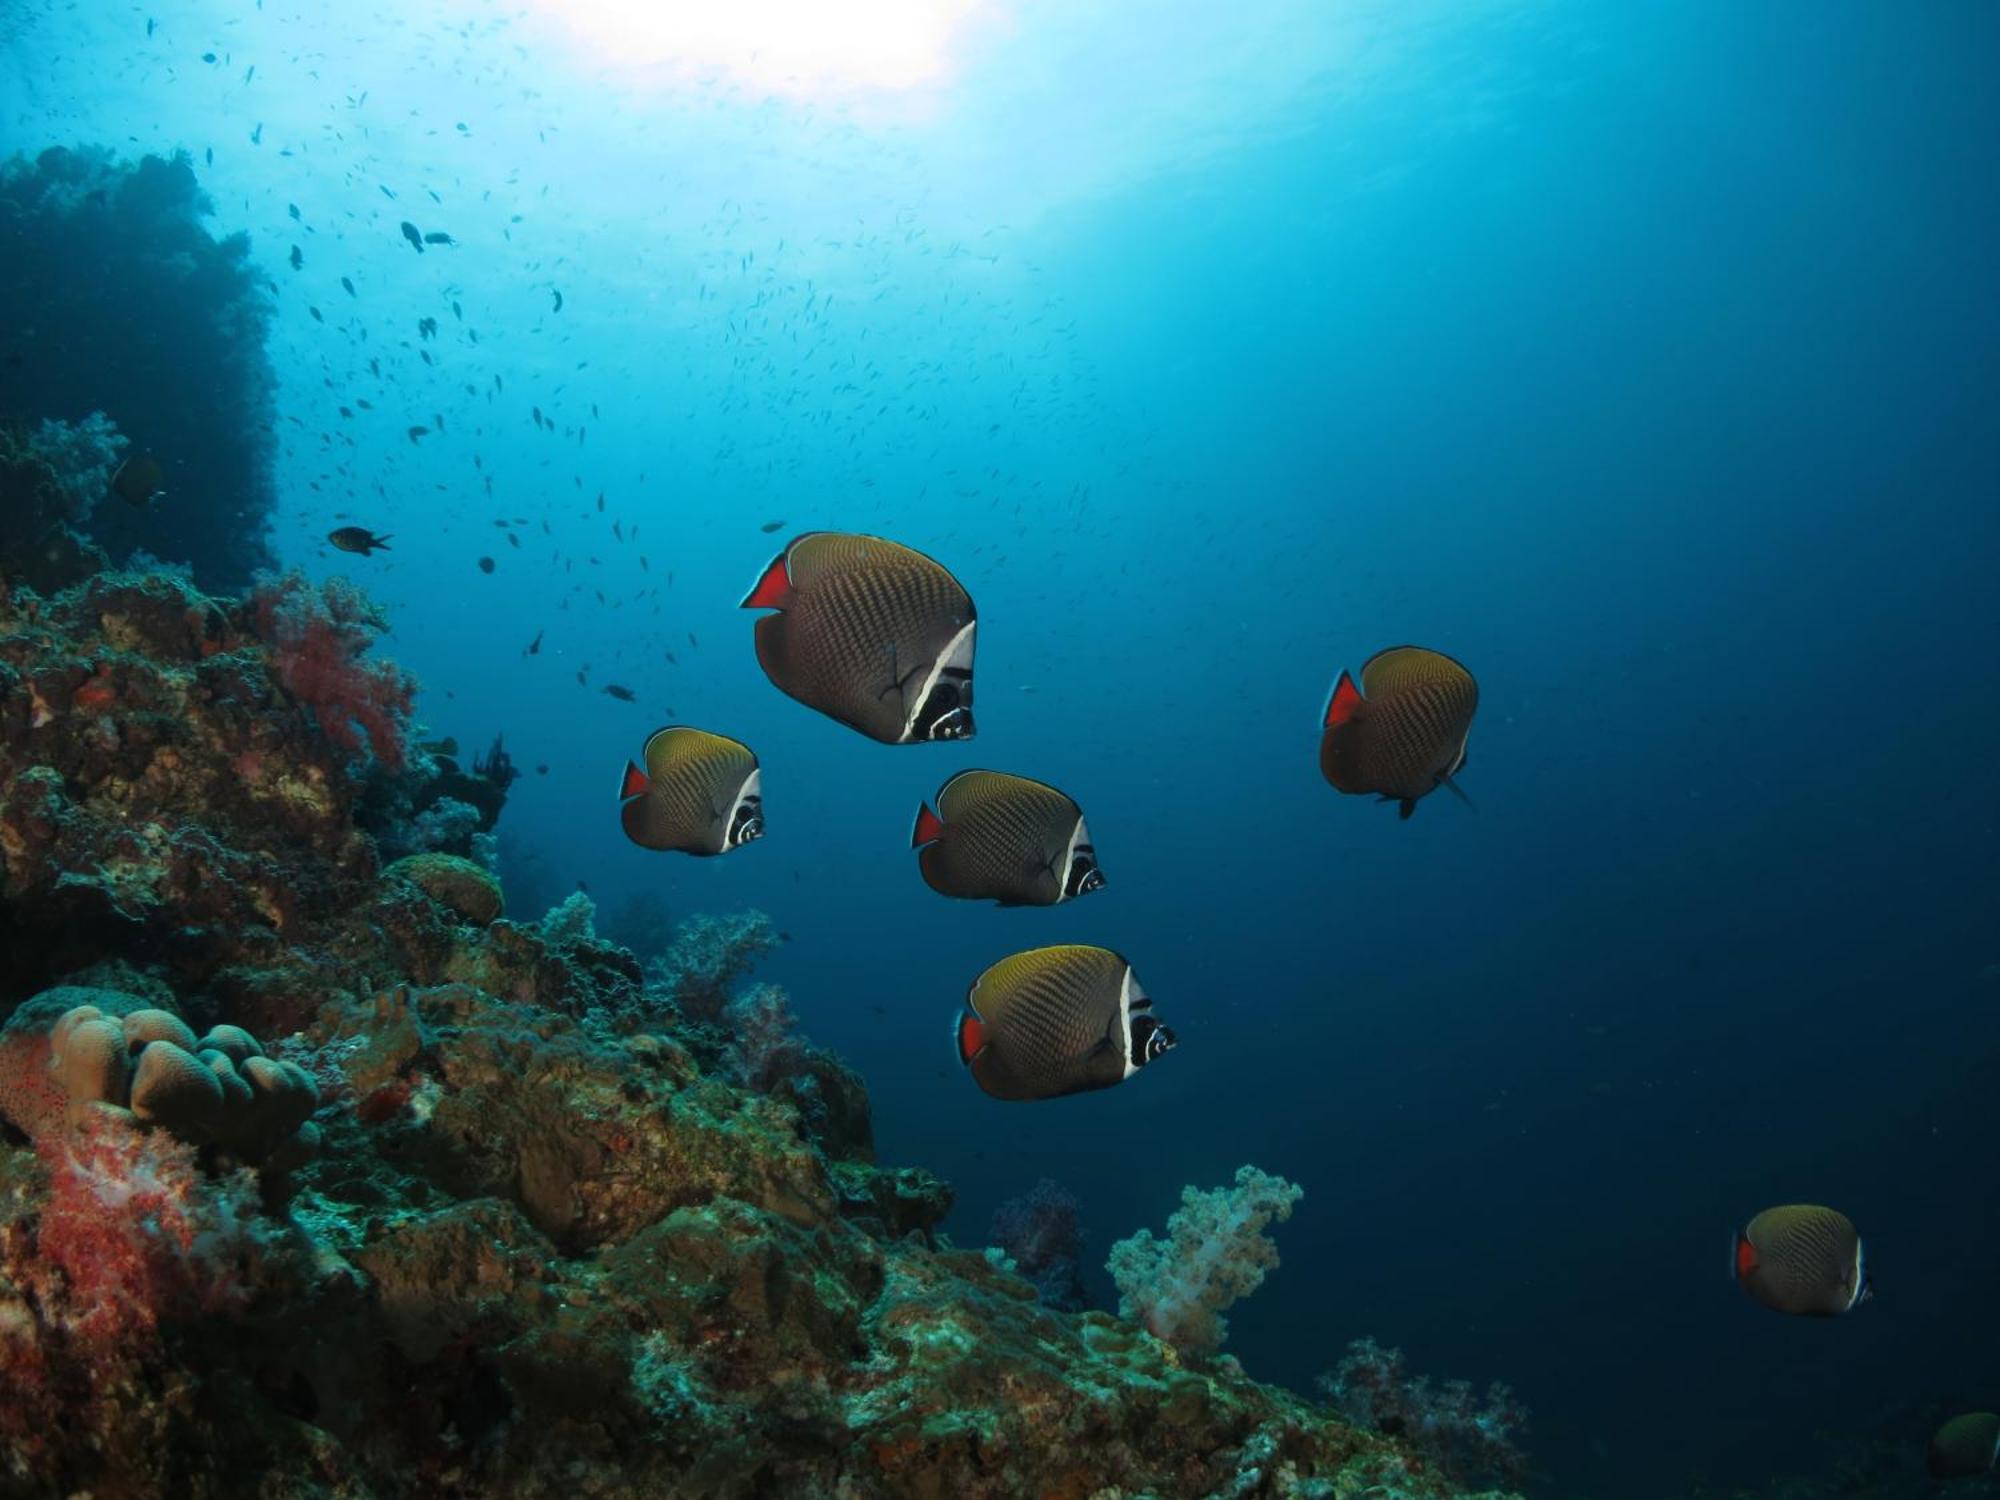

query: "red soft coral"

left=249, top=569, right=416, bottom=772
left=34, top=1119, right=255, bottom=1346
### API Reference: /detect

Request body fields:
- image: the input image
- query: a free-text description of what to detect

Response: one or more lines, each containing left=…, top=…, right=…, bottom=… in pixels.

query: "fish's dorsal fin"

left=739, top=552, right=795, bottom=610
left=1322, top=670, right=1362, bottom=729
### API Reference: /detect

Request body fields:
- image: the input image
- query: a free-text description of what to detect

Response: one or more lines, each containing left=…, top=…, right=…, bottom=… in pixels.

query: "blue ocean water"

left=4, top=2, right=1996, bottom=1493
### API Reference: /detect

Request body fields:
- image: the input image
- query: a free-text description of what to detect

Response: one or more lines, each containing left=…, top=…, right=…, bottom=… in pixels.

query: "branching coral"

left=645, top=909, right=779, bottom=1022
left=28, top=412, right=127, bottom=523
left=248, top=568, right=416, bottom=774
left=1106, top=1164, right=1302, bottom=1359
left=1318, top=1337, right=1528, bottom=1486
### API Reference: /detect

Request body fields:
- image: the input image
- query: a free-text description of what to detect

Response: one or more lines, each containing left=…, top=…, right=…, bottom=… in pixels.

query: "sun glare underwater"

left=0, top=1, right=1996, bottom=1497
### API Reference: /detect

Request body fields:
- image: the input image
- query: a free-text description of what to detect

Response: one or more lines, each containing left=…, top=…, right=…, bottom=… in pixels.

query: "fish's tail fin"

left=618, top=761, right=648, bottom=801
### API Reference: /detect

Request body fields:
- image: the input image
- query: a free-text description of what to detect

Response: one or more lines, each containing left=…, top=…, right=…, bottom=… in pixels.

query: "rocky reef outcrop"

left=0, top=559, right=1520, bottom=1499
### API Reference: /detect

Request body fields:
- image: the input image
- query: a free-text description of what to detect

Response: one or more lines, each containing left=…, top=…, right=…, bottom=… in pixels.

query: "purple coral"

left=1318, top=1336, right=1528, bottom=1486
left=990, top=1179, right=1089, bottom=1312
left=248, top=568, right=415, bottom=772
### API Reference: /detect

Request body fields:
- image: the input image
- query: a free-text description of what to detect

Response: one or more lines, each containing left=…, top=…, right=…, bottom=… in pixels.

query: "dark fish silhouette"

left=399, top=221, right=424, bottom=252
left=327, top=526, right=390, bottom=556
left=109, top=453, right=166, bottom=508
left=603, top=684, right=636, bottom=703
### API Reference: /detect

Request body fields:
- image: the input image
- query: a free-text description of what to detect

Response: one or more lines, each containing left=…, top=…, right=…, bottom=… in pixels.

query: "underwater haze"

left=5, top=1, right=1999, bottom=1494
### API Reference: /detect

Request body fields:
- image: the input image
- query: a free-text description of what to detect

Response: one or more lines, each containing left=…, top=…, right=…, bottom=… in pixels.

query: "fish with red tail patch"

left=741, top=531, right=975, bottom=744
left=955, top=945, right=1174, bottom=1102
left=1731, top=1204, right=1871, bottom=1316
left=1319, top=645, right=1477, bottom=819
left=912, top=770, right=1102, bottom=906
left=616, top=726, right=763, bottom=856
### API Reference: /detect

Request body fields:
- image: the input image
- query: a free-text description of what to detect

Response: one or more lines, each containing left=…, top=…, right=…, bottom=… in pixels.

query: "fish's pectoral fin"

left=1439, top=774, right=1476, bottom=812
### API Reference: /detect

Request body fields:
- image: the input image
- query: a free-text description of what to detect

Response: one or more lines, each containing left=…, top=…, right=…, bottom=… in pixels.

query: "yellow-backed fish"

left=955, top=945, right=1174, bottom=1102
left=616, top=726, right=763, bottom=856
left=912, top=770, right=1102, bottom=906
left=1927, top=1414, right=2000, bottom=1480
left=1319, top=646, right=1477, bottom=819
left=740, top=531, right=975, bottom=744
left=1731, top=1204, right=1871, bottom=1316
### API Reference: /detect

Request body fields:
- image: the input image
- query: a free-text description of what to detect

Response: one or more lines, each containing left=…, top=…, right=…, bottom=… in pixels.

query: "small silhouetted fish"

left=507, top=533, right=520, bottom=549
left=327, top=526, right=390, bottom=555
left=288, top=245, right=302, bottom=270
left=250, top=122, right=262, bottom=145
left=205, top=147, right=212, bottom=166
left=524, top=630, right=543, bottom=656
left=1733, top=1205, right=1870, bottom=1316
left=417, top=317, right=436, bottom=340
left=287, top=202, right=300, bottom=220
left=551, top=288, right=563, bottom=312
left=202, top=51, right=216, bottom=63
left=400, top=221, right=424, bottom=252
left=341, top=276, right=356, bottom=297
left=618, top=727, right=763, bottom=856
left=535, top=763, right=548, bottom=775
left=109, top=453, right=166, bottom=508
left=380, top=185, right=396, bottom=199
left=760, top=520, right=785, bottom=533
left=147, top=17, right=156, bottom=36
left=308, top=306, right=322, bottom=322
left=407, top=426, right=428, bottom=443
left=603, top=684, right=637, bottom=702
left=477, top=556, right=495, bottom=574
left=955, top=946, right=1176, bottom=1101
left=423, top=230, right=453, bottom=245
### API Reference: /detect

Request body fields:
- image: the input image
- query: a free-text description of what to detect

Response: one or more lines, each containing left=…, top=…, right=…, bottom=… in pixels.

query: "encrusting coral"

left=0, top=547, right=1520, bottom=1499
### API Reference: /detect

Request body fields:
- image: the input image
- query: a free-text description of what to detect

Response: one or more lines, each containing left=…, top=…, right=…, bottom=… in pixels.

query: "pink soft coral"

left=34, top=1117, right=256, bottom=1345
left=249, top=569, right=416, bottom=772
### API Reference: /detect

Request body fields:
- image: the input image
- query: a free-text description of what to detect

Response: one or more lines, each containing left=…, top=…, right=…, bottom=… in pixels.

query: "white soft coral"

left=1106, top=1164, right=1303, bottom=1358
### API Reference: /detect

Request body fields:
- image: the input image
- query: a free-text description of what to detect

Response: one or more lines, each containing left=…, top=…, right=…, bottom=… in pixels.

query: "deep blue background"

left=5, top=2, right=1997, bottom=1493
